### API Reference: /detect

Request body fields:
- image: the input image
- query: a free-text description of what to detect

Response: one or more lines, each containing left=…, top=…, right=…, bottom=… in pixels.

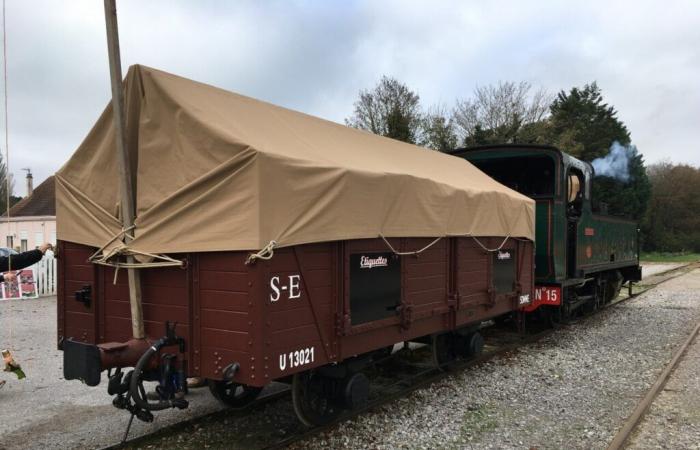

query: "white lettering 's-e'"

left=289, top=275, right=301, bottom=299
left=270, top=276, right=281, bottom=302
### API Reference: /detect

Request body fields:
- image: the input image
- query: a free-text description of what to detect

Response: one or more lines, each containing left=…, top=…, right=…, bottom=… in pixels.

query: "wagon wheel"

left=371, top=344, right=395, bottom=361
left=208, top=380, right=263, bottom=409
left=459, top=332, right=484, bottom=359
left=292, top=370, right=342, bottom=427
left=431, top=332, right=457, bottom=370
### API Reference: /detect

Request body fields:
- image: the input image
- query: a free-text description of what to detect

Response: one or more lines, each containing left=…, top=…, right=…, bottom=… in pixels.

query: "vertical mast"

left=103, top=0, right=144, bottom=339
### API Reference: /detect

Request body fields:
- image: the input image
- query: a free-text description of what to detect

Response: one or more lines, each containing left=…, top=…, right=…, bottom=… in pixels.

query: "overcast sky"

left=5, top=0, right=699, bottom=195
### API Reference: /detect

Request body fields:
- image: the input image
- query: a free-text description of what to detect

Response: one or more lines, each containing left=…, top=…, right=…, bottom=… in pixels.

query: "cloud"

left=3, top=0, right=699, bottom=195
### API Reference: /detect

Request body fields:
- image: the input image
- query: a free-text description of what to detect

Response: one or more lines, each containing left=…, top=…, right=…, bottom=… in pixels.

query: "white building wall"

left=0, top=216, right=56, bottom=251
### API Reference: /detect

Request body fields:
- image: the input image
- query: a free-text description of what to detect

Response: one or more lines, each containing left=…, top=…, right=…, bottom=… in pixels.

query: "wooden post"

left=103, top=0, right=145, bottom=339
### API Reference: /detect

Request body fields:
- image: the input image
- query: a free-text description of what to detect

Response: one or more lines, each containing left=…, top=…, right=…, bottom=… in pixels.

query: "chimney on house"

left=22, top=168, right=33, bottom=196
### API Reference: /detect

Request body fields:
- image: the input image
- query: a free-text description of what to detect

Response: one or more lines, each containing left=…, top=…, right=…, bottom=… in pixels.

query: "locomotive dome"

left=56, top=65, right=534, bottom=254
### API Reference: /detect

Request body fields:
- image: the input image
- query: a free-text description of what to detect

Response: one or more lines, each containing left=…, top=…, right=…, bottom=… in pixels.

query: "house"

left=1, top=174, right=56, bottom=252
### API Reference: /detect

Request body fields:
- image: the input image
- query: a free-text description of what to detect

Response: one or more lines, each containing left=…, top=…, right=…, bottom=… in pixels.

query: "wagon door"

left=57, top=241, right=98, bottom=345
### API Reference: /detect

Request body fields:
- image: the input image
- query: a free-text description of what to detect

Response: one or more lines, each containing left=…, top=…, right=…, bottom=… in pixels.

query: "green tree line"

left=346, top=77, right=696, bottom=252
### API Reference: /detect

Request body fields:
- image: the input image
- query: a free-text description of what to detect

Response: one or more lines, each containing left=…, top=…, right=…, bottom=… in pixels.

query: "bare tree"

left=346, top=76, right=423, bottom=144
left=452, top=81, right=552, bottom=145
left=420, top=104, right=458, bottom=152
left=0, top=153, right=14, bottom=214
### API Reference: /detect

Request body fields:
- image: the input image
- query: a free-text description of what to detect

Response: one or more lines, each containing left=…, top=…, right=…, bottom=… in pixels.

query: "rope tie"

left=379, top=235, right=443, bottom=256
left=379, top=234, right=515, bottom=257
left=246, top=240, right=277, bottom=265
left=87, top=225, right=185, bottom=275
left=470, top=234, right=512, bottom=253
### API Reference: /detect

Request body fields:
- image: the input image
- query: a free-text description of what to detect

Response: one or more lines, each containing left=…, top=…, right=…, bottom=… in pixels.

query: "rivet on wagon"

left=195, top=366, right=199, bottom=370
left=251, top=375, right=255, bottom=379
left=251, top=357, right=255, bottom=361
left=214, top=351, right=218, bottom=356
left=248, top=321, right=252, bottom=326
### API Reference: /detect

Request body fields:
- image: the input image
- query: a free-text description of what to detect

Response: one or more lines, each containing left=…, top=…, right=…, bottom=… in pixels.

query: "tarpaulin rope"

left=380, top=233, right=514, bottom=256
left=87, top=225, right=184, bottom=274
left=379, top=235, right=443, bottom=256
left=245, top=240, right=277, bottom=265
left=246, top=234, right=526, bottom=265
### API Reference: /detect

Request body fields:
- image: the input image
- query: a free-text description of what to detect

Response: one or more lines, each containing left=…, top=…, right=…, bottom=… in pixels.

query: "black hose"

left=129, top=340, right=173, bottom=411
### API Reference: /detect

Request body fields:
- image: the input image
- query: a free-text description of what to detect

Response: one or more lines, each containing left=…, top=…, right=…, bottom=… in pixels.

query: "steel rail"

left=606, top=320, right=700, bottom=450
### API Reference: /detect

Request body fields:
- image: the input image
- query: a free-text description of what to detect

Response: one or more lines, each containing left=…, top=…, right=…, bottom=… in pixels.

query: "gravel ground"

left=0, top=263, right=696, bottom=449
left=0, top=297, right=226, bottom=450
left=627, top=272, right=700, bottom=450
left=293, top=269, right=700, bottom=450
left=641, top=262, right=685, bottom=279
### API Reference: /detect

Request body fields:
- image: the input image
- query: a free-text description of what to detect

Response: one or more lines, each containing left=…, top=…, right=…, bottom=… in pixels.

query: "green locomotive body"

left=453, top=144, right=642, bottom=318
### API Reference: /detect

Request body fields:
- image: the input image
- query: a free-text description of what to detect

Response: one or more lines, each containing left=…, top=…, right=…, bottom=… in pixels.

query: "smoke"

left=591, top=141, right=634, bottom=182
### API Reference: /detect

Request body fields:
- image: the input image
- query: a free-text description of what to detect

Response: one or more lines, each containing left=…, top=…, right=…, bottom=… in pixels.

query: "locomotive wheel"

left=432, top=332, right=457, bottom=370
left=208, top=380, right=262, bottom=409
left=541, top=306, right=563, bottom=328
left=292, top=371, right=342, bottom=427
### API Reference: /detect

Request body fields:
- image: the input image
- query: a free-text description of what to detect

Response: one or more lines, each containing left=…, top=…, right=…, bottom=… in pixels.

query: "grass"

left=640, top=252, right=700, bottom=263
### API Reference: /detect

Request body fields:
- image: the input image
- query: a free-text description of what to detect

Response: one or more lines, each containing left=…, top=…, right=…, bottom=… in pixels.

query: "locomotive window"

left=471, top=156, right=555, bottom=198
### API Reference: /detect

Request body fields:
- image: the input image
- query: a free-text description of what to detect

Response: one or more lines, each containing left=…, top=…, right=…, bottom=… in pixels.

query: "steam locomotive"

left=453, top=144, right=642, bottom=324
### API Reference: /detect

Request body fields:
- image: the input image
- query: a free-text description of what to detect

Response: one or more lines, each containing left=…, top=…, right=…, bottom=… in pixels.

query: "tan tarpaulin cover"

left=56, top=65, right=534, bottom=254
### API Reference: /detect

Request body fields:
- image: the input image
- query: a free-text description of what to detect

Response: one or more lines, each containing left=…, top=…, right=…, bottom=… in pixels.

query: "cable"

left=1, top=0, right=13, bottom=353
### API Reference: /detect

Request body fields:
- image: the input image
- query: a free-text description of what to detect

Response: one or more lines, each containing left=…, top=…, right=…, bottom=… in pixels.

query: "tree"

left=548, top=82, right=630, bottom=161
left=0, top=153, right=14, bottom=214
left=346, top=76, right=423, bottom=144
left=452, top=81, right=552, bottom=146
left=591, top=144, right=651, bottom=220
left=420, top=105, right=458, bottom=152
left=641, top=162, right=700, bottom=252
left=548, top=83, right=649, bottom=220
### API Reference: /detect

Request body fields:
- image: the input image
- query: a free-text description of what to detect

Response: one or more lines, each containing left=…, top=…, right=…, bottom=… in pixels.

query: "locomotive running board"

left=63, top=339, right=102, bottom=387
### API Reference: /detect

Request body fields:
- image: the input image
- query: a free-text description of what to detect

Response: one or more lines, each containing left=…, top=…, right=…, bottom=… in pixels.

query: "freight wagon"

left=57, top=66, right=535, bottom=426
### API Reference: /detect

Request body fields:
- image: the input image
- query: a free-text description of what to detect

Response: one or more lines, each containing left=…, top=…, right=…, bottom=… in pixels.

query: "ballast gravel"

left=293, top=269, right=700, bottom=450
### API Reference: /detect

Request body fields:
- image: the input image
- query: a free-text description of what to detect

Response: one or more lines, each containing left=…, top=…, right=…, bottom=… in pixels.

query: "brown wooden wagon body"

left=58, top=236, right=533, bottom=388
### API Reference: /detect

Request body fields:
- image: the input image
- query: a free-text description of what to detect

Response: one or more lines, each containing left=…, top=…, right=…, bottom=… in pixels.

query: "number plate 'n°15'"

left=521, top=285, right=562, bottom=312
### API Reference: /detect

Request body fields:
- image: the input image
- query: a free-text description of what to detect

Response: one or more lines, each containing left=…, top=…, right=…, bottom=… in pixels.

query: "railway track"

left=606, top=313, right=700, bottom=450
left=103, top=263, right=696, bottom=450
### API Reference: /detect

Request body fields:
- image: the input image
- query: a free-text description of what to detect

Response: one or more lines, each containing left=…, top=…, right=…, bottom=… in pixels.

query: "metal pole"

left=103, top=0, right=145, bottom=339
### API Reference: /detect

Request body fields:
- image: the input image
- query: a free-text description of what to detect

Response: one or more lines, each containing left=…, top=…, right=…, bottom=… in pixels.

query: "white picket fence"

left=33, top=256, right=57, bottom=297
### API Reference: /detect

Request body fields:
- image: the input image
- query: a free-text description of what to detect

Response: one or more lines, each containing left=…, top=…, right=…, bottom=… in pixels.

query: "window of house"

left=6, top=236, right=12, bottom=248
left=35, top=232, right=43, bottom=249
left=20, top=239, right=28, bottom=252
